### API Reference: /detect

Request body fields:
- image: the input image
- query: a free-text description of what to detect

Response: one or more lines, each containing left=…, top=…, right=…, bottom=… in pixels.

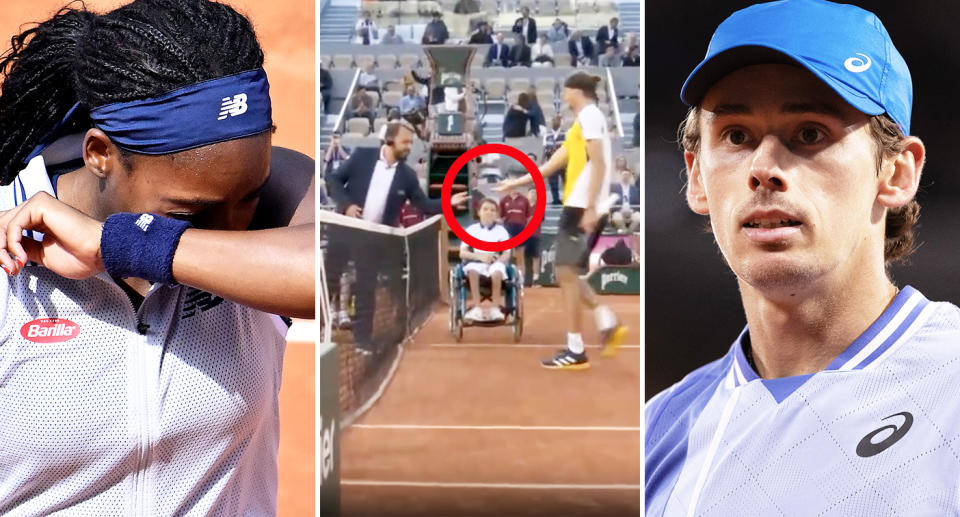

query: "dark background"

left=646, top=0, right=960, bottom=399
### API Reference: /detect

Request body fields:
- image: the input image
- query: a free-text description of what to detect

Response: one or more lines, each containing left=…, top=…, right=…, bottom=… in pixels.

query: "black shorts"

left=505, top=222, right=526, bottom=239
left=525, top=235, right=541, bottom=257
left=555, top=207, right=607, bottom=271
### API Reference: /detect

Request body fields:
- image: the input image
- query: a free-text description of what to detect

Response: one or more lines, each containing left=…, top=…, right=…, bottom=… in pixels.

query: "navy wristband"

left=100, top=213, right=192, bottom=285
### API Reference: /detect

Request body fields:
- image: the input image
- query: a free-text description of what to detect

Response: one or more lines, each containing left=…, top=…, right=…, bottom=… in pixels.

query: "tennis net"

left=319, top=210, right=443, bottom=425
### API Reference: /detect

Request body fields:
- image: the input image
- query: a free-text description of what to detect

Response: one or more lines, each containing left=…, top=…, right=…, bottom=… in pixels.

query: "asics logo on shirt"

left=856, top=411, right=913, bottom=458
left=218, top=93, right=248, bottom=120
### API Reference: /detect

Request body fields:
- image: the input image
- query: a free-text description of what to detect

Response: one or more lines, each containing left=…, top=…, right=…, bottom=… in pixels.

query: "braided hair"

left=0, top=0, right=264, bottom=185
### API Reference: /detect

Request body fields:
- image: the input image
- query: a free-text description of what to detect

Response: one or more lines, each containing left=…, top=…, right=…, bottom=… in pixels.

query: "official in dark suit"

left=326, top=122, right=467, bottom=351
left=596, top=17, right=620, bottom=51
left=485, top=33, right=511, bottom=67
left=568, top=33, right=595, bottom=67
left=512, top=7, right=538, bottom=44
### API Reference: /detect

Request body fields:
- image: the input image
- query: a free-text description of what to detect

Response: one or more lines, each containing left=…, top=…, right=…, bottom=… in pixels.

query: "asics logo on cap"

left=135, top=214, right=154, bottom=232
left=219, top=93, right=248, bottom=120
left=844, top=53, right=872, bottom=73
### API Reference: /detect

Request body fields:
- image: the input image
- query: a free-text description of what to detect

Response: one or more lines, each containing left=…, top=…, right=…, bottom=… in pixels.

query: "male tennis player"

left=498, top=72, right=627, bottom=370
left=645, top=1, right=960, bottom=515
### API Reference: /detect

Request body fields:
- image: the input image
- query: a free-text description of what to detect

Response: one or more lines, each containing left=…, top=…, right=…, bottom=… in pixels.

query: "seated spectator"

left=380, top=25, right=404, bottom=44
left=319, top=59, right=333, bottom=116
left=400, top=84, right=427, bottom=137
left=460, top=198, right=512, bottom=322
left=454, top=0, right=481, bottom=14
left=568, top=31, right=594, bottom=67
left=503, top=93, right=532, bottom=137
left=596, top=17, right=620, bottom=52
left=354, top=10, right=378, bottom=45
left=509, top=33, right=532, bottom=67
left=323, top=133, right=351, bottom=176
left=469, top=21, right=494, bottom=44
left=512, top=6, right=537, bottom=44
left=398, top=200, right=424, bottom=227
left=610, top=160, right=640, bottom=233
left=622, top=32, right=638, bottom=51
left=357, top=63, right=381, bottom=99
left=525, top=87, right=545, bottom=136
left=422, top=11, right=449, bottom=45
left=547, top=18, right=569, bottom=42
left=378, top=108, right=402, bottom=141
left=348, top=86, right=376, bottom=127
left=531, top=34, right=555, bottom=67
left=485, top=33, right=510, bottom=67
left=622, top=45, right=640, bottom=67
left=598, top=45, right=621, bottom=67
left=600, top=239, right=634, bottom=266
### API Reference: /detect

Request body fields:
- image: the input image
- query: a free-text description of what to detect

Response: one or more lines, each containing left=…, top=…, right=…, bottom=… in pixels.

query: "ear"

left=82, top=128, right=126, bottom=179
left=876, top=136, right=924, bottom=209
left=684, top=150, right=709, bottom=215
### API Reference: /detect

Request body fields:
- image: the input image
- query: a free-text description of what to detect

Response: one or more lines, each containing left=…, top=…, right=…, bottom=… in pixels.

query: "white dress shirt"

left=362, top=147, right=398, bottom=223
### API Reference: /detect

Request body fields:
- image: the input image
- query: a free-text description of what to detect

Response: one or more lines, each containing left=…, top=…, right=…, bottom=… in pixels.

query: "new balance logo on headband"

left=218, top=93, right=248, bottom=120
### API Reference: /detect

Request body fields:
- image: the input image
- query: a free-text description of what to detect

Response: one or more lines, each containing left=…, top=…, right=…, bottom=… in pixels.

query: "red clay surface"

left=0, top=3, right=315, bottom=516
left=341, top=289, right=643, bottom=517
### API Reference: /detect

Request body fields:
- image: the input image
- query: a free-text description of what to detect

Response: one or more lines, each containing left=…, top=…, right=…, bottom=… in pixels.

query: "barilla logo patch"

left=601, top=271, right=629, bottom=290
left=21, top=318, right=80, bottom=343
left=218, top=93, right=248, bottom=120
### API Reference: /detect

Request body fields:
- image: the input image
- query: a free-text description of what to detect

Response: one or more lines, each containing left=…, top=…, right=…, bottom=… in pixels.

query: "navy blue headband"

left=26, top=68, right=272, bottom=162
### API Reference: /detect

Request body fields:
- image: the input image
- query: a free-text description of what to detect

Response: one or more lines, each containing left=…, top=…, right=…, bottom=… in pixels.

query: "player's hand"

left=450, top=191, right=469, bottom=208
left=494, top=178, right=516, bottom=193
left=345, top=204, right=363, bottom=218
left=0, top=191, right=105, bottom=279
left=580, top=206, right=598, bottom=232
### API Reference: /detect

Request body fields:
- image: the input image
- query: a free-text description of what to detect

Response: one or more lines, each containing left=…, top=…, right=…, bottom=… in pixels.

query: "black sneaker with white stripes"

left=540, top=349, right=590, bottom=370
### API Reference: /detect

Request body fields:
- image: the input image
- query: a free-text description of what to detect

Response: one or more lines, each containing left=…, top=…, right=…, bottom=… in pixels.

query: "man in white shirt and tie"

left=354, top=11, right=378, bottom=45
left=327, top=122, right=468, bottom=351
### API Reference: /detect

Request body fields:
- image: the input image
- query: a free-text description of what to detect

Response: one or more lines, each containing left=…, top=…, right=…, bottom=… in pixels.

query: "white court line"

left=341, top=480, right=642, bottom=490
left=353, top=424, right=642, bottom=431
left=427, top=343, right=642, bottom=349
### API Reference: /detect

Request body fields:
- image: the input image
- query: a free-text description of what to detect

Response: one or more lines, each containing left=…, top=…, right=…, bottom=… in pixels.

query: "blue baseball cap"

left=681, top=0, right=912, bottom=134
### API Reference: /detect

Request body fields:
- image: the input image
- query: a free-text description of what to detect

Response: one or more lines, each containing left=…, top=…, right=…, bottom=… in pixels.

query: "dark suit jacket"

left=596, top=25, right=620, bottom=50
left=611, top=183, right=641, bottom=208
left=485, top=43, right=511, bottom=66
left=503, top=107, right=531, bottom=138
left=509, top=44, right=532, bottom=67
left=568, top=37, right=594, bottom=66
left=327, top=147, right=441, bottom=225
left=512, top=16, right=538, bottom=43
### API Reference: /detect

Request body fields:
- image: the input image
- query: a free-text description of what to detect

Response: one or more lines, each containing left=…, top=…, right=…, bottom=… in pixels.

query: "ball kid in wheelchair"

left=449, top=197, right=524, bottom=342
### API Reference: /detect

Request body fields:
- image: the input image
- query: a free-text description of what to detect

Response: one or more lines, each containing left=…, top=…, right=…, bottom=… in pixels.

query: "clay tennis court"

left=340, top=289, right=642, bottom=516
left=0, top=2, right=315, bottom=515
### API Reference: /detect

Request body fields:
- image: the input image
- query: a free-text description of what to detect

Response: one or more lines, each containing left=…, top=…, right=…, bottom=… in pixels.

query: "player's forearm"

left=516, top=146, right=567, bottom=187
left=172, top=224, right=315, bottom=319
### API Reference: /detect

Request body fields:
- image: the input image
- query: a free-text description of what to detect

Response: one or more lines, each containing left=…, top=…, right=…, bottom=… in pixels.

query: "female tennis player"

left=0, top=1, right=312, bottom=514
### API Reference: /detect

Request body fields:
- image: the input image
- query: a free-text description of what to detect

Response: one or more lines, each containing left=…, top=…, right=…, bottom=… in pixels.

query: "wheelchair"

left=448, top=262, right=524, bottom=342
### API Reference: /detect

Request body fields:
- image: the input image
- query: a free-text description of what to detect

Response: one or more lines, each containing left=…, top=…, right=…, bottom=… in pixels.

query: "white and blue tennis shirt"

left=646, top=286, right=960, bottom=516
left=0, top=156, right=288, bottom=516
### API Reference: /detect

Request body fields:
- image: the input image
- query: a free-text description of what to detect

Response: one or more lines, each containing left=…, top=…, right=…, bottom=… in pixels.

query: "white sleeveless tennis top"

left=0, top=156, right=287, bottom=516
